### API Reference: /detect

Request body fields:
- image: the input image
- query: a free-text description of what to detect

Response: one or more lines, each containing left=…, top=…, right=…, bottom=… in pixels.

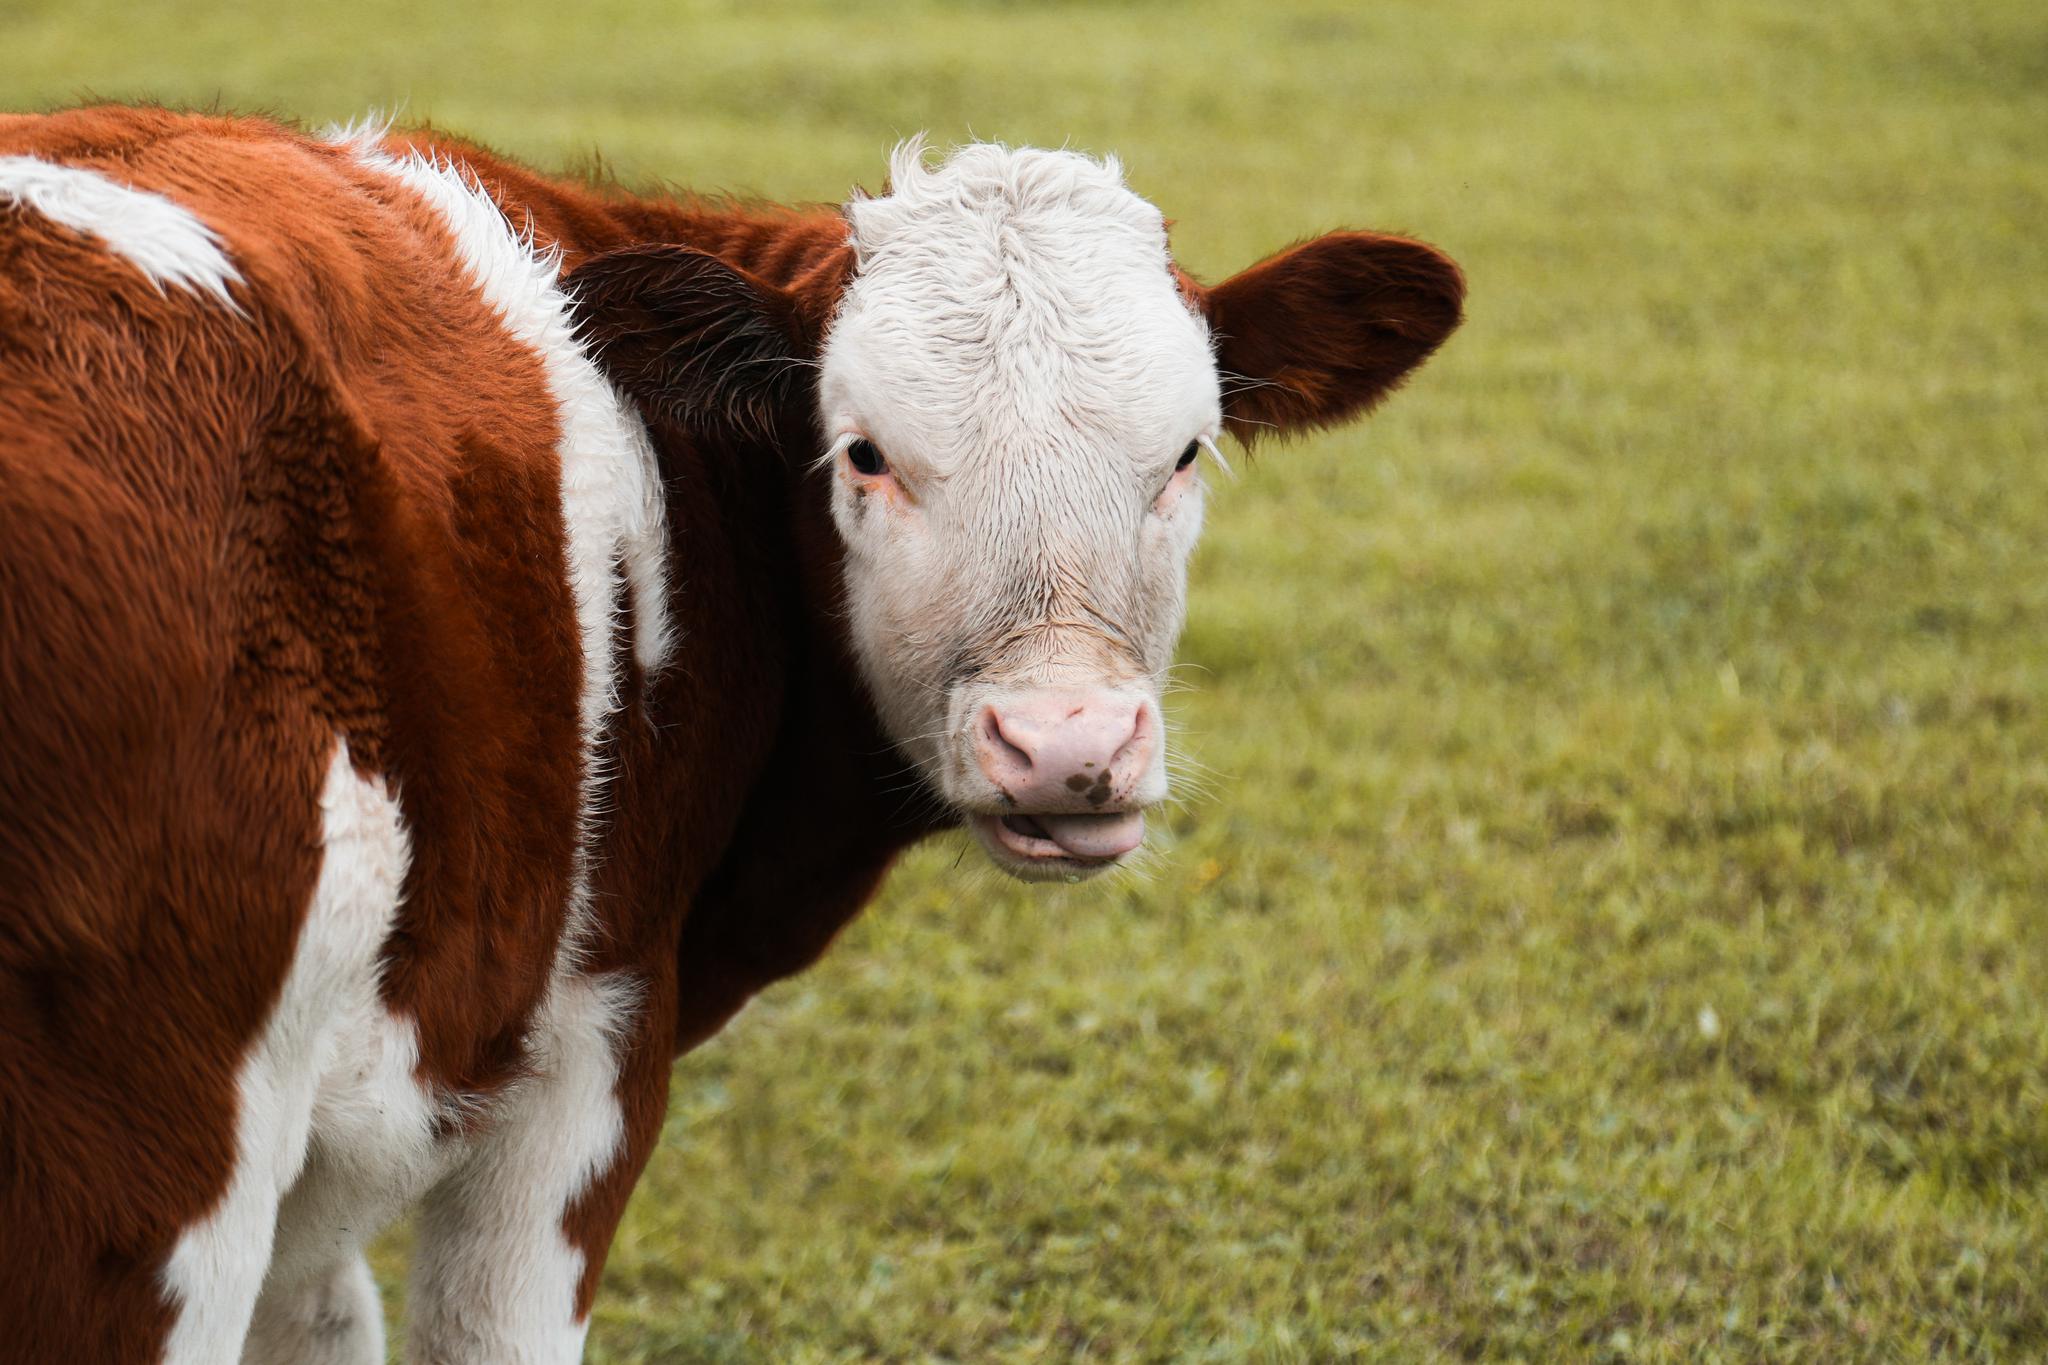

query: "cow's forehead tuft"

left=823, top=141, right=1218, bottom=475
left=846, top=139, right=1164, bottom=253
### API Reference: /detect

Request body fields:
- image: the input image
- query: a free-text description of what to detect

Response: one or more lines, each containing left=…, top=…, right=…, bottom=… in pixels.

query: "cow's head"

left=574, top=142, right=1463, bottom=881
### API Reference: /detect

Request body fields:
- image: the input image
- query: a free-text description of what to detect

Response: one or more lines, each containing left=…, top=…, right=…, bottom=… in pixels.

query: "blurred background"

left=6, top=0, right=2042, bottom=1358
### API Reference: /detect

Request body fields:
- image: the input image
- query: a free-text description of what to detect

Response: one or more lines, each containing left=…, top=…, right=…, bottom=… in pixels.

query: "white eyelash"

left=812, top=430, right=860, bottom=475
left=1197, top=433, right=1233, bottom=479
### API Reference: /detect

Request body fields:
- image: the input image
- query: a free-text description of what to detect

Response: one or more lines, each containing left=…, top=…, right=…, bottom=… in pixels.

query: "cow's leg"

left=404, top=972, right=661, bottom=1365
left=158, top=1000, right=353, bottom=1363
left=160, top=742, right=411, bottom=1364
left=246, top=942, right=450, bottom=1364
left=243, top=1045, right=445, bottom=1365
left=162, top=744, right=407, bottom=1363
left=242, top=1252, right=384, bottom=1365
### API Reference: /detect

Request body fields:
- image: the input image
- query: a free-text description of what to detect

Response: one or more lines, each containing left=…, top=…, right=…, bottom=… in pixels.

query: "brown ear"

left=567, top=244, right=824, bottom=443
left=1194, top=231, right=1464, bottom=442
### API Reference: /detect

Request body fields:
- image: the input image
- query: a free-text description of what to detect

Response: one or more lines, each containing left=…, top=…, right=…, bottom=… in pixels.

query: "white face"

left=817, top=142, right=1222, bottom=880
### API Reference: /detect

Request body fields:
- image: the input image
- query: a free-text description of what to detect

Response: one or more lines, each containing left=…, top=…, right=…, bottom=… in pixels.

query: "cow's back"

left=0, top=107, right=601, bottom=1360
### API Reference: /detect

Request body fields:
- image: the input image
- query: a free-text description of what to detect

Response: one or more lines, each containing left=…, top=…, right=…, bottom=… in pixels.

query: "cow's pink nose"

left=975, top=689, right=1152, bottom=812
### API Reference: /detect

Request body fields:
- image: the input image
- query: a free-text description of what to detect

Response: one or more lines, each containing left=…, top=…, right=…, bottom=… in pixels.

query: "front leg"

left=405, top=972, right=666, bottom=1364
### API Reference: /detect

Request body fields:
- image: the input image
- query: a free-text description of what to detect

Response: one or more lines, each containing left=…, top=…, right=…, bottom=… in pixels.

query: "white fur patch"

left=0, top=154, right=242, bottom=307
left=160, top=743, right=409, bottom=1365
left=340, top=134, right=673, bottom=963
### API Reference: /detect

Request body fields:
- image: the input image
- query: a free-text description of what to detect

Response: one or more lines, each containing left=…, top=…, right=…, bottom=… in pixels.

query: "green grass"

left=7, top=0, right=2045, bottom=1358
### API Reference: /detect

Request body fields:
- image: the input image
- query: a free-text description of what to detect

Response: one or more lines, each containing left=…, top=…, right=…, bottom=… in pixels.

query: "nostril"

left=979, top=706, right=1034, bottom=773
left=1109, top=702, right=1150, bottom=769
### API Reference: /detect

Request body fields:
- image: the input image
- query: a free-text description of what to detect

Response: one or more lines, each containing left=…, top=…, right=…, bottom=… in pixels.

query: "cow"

left=0, top=104, right=1463, bottom=1363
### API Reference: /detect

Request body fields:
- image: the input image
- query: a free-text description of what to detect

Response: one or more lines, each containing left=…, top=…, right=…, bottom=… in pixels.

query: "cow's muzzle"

left=959, top=685, right=1162, bottom=879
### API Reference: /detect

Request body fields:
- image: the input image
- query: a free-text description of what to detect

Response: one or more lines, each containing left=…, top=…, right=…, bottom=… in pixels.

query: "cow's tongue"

left=1031, top=810, right=1145, bottom=860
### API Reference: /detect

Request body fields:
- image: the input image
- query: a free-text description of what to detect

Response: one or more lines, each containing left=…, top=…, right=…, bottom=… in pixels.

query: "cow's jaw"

left=814, top=140, right=1220, bottom=880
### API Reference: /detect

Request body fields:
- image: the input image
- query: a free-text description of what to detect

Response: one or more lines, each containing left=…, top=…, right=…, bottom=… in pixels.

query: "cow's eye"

left=1175, top=441, right=1200, bottom=472
left=847, top=438, right=887, bottom=477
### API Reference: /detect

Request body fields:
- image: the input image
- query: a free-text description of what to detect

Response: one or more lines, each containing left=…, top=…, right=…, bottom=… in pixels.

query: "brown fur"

left=0, top=106, right=1461, bottom=1356
left=1182, top=232, right=1465, bottom=441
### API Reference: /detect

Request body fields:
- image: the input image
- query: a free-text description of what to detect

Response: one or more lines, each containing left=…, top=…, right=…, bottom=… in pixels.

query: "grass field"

left=6, top=0, right=2045, bottom=1358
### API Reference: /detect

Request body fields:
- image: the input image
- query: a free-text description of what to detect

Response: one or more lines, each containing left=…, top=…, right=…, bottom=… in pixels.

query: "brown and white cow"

left=0, top=106, right=1462, bottom=1362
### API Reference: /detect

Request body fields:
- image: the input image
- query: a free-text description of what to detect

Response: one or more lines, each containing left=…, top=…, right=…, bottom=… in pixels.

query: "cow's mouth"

left=970, top=809, right=1145, bottom=881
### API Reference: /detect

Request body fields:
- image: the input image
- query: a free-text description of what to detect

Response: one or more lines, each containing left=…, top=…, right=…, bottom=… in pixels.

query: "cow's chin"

left=968, top=809, right=1146, bottom=882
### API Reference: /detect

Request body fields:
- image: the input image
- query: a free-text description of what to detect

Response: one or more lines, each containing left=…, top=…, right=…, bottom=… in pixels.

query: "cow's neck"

left=628, top=413, right=950, bottom=1055
left=452, top=150, right=947, bottom=1054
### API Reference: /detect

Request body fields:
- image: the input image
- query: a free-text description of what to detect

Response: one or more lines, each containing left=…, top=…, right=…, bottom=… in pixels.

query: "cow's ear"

left=568, top=244, right=827, bottom=442
left=1190, top=231, right=1464, bottom=443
